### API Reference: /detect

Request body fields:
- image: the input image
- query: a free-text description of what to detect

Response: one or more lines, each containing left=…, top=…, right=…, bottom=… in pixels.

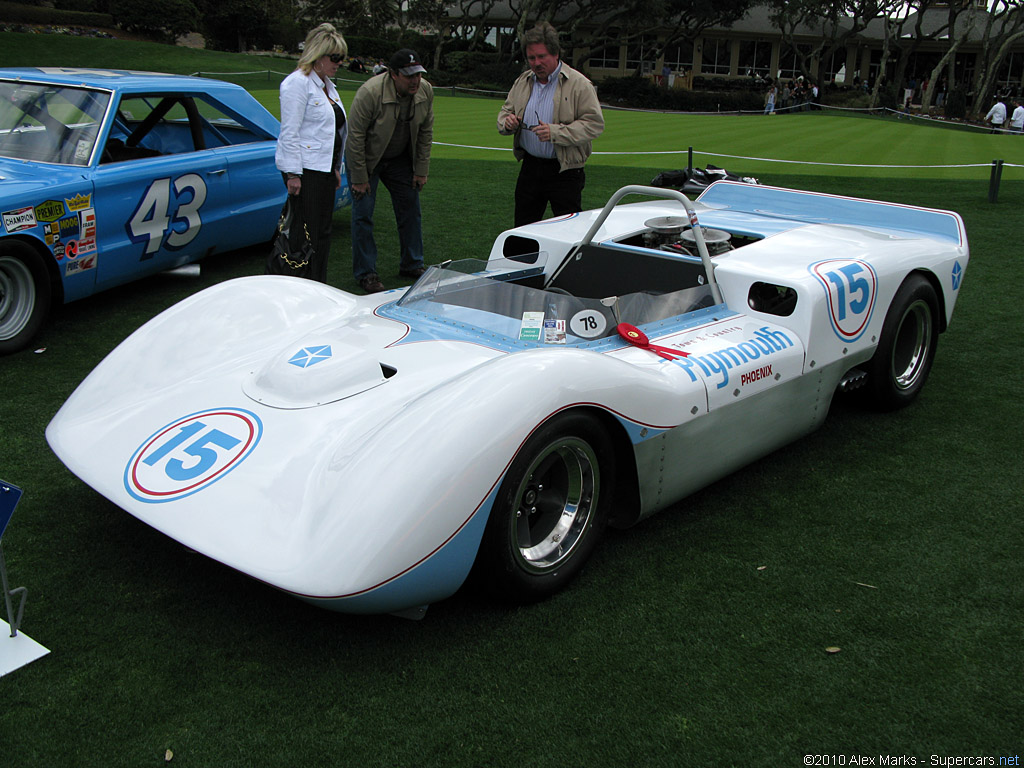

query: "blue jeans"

left=351, top=154, right=424, bottom=280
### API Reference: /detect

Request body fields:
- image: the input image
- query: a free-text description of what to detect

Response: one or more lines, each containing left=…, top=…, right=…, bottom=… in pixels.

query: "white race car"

left=46, top=183, right=968, bottom=618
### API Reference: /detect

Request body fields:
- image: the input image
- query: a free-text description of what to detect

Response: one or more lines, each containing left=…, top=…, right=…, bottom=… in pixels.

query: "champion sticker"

left=809, top=259, right=878, bottom=342
left=124, top=408, right=263, bottom=503
left=2, top=206, right=37, bottom=233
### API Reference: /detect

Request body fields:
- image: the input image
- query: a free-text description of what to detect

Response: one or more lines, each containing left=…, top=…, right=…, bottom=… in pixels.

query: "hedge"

left=597, top=75, right=762, bottom=112
left=0, top=1, right=112, bottom=28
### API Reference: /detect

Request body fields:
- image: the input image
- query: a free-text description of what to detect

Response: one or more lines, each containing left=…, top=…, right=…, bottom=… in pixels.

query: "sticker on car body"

left=809, top=258, right=878, bottom=342
left=124, top=408, right=263, bottom=503
left=66, top=193, right=92, bottom=213
left=34, top=200, right=66, bottom=222
left=126, top=174, right=207, bottom=259
left=2, top=206, right=37, bottom=233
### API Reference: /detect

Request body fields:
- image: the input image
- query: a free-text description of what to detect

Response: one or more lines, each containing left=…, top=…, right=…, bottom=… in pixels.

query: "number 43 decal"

left=127, top=173, right=207, bottom=259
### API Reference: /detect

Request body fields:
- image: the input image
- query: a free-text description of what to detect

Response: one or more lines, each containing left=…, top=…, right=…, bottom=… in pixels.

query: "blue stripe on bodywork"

left=380, top=302, right=735, bottom=354
left=697, top=182, right=964, bottom=245
left=612, top=417, right=669, bottom=445
left=297, top=482, right=500, bottom=615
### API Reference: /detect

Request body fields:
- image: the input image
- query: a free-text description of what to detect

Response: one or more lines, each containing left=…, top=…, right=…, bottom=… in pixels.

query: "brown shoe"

left=359, top=274, right=385, bottom=293
left=399, top=266, right=426, bottom=279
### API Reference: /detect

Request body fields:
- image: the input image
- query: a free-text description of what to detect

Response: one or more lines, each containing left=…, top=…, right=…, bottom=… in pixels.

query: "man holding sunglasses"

left=346, top=49, right=435, bottom=293
left=498, top=22, right=604, bottom=227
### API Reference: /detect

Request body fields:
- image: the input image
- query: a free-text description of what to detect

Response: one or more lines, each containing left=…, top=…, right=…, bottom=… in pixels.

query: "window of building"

left=738, top=40, right=772, bottom=78
left=626, top=35, right=657, bottom=74
left=996, top=50, right=1024, bottom=90
left=778, top=43, right=811, bottom=80
left=822, top=48, right=847, bottom=82
left=701, top=38, right=731, bottom=76
left=588, top=39, right=621, bottom=70
left=664, top=41, right=694, bottom=71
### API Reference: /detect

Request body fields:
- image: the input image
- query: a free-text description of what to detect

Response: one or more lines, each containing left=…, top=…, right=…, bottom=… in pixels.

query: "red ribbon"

left=617, top=323, right=688, bottom=360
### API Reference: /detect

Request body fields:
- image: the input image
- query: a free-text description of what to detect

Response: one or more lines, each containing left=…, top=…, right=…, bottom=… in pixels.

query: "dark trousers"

left=351, top=154, right=424, bottom=281
left=288, top=168, right=335, bottom=283
left=514, top=154, right=585, bottom=227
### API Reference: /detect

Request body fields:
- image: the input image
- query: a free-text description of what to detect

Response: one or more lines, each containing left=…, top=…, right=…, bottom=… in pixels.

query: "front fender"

left=297, top=347, right=705, bottom=607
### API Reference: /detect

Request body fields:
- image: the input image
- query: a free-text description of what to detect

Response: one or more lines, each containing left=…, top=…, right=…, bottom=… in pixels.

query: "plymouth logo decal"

left=288, top=345, right=332, bottom=368
left=124, top=408, right=263, bottom=503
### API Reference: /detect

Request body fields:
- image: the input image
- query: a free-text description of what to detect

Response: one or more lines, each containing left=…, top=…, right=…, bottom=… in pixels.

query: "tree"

left=968, top=0, right=1024, bottom=117
left=499, top=0, right=754, bottom=72
left=199, top=0, right=292, bottom=51
left=767, top=0, right=887, bottom=88
left=113, top=0, right=199, bottom=40
left=919, top=2, right=979, bottom=112
left=881, top=0, right=955, bottom=105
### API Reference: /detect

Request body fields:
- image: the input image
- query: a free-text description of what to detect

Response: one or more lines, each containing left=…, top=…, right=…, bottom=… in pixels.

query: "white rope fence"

left=192, top=70, right=1023, bottom=191
left=433, top=142, right=1024, bottom=172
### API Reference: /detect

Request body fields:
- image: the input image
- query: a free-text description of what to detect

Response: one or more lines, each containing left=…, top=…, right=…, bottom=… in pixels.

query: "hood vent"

left=243, top=336, right=390, bottom=409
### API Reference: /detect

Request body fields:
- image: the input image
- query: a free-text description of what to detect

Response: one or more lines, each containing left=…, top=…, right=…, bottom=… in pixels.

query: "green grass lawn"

left=1, top=31, right=1021, bottom=766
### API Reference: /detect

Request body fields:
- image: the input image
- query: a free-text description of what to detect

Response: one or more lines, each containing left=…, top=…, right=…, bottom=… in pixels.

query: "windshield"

left=0, top=81, right=111, bottom=165
left=396, top=255, right=715, bottom=344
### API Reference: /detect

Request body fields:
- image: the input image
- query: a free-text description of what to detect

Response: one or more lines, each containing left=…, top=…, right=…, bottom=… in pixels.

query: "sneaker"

left=359, top=273, right=385, bottom=293
left=399, top=266, right=426, bottom=279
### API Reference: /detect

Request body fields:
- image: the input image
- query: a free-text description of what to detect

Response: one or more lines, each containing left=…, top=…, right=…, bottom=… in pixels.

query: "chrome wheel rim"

left=512, top=437, right=599, bottom=573
left=891, top=299, right=933, bottom=391
left=0, top=254, right=36, bottom=342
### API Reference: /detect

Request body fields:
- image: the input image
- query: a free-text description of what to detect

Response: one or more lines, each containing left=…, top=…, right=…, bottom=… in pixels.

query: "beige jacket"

left=345, top=72, right=434, bottom=184
left=497, top=62, right=604, bottom=172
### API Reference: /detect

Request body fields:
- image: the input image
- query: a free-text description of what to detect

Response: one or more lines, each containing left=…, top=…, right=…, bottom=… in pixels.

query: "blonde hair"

left=297, top=23, right=348, bottom=75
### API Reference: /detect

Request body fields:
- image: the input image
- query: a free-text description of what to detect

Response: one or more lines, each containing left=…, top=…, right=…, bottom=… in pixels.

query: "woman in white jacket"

left=275, top=23, right=349, bottom=283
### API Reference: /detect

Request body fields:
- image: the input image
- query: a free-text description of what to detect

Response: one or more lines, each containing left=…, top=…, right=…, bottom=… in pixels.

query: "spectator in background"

left=1010, top=100, right=1024, bottom=133
left=764, top=82, right=777, bottom=115
left=985, top=97, right=1007, bottom=132
left=346, top=49, right=434, bottom=293
left=274, top=23, right=348, bottom=283
left=497, top=22, right=604, bottom=227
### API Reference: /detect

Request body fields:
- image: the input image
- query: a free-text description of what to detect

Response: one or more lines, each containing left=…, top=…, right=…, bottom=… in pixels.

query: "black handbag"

left=265, top=197, right=315, bottom=278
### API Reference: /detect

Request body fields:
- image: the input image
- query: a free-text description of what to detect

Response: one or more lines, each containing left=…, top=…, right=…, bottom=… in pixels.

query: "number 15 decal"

left=127, top=173, right=207, bottom=259
left=125, top=408, right=262, bottom=503
left=810, top=258, right=878, bottom=342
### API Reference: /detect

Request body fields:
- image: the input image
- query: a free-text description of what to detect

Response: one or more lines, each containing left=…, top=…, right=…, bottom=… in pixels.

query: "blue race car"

left=0, top=67, right=291, bottom=354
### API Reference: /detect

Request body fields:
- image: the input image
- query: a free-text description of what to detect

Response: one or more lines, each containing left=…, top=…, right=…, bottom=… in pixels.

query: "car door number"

left=127, top=173, right=207, bottom=259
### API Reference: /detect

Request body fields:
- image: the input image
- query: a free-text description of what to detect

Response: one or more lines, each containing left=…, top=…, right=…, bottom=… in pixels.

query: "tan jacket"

left=497, top=62, right=604, bottom=172
left=346, top=72, right=434, bottom=184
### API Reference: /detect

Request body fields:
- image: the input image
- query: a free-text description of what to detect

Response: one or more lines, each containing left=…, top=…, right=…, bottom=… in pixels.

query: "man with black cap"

left=346, top=49, right=434, bottom=293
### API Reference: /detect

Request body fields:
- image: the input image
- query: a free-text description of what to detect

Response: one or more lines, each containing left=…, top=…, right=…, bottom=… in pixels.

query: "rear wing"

left=697, top=181, right=966, bottom=247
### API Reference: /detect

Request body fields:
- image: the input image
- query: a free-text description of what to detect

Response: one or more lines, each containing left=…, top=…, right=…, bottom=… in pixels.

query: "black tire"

left=863, top=273, right=939, bottom=411
left=475, top=411, right=614, bottom=602
left=0, top=241, right=51, bottom=355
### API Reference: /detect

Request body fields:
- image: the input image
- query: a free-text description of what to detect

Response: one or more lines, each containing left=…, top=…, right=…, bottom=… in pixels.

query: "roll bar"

left=573, top=184, right=723, bottom=306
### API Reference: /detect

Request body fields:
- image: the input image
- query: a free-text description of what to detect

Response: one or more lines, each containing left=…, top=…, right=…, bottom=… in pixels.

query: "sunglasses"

left=328, top=54, right=343, bottom=63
